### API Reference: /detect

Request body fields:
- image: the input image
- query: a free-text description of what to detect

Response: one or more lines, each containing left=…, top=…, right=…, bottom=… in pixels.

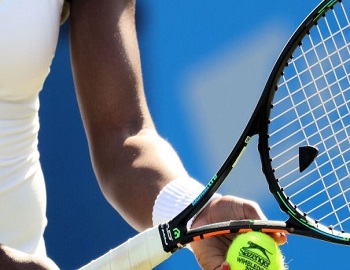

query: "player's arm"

left=68, top=2, right=287, bottom=269
left=69, top=0, right=190, bottom=231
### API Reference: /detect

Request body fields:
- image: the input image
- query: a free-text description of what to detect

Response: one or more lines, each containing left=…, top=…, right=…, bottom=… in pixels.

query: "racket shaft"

left=79, top=227, right=170, bottom=270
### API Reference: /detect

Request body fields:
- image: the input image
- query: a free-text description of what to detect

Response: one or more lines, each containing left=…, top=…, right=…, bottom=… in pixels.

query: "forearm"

left=69, top=0, right=188, bottom=231
left=91, top=128, right=189, bottom=231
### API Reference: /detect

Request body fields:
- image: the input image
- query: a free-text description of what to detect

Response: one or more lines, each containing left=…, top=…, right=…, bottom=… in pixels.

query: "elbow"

left=87, top=125, right=156, bottom=194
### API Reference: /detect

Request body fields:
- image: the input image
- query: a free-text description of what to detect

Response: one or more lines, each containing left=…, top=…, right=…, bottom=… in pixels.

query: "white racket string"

left=268, top=1, right=350, bottom=233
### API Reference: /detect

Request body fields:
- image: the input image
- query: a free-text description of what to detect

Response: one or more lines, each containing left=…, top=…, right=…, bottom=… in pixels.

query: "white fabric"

left=152, top=178, right=222, bottom=229
left=0, top=0, right=63, bottom=256
left=0, top=0, right=63, bottom=101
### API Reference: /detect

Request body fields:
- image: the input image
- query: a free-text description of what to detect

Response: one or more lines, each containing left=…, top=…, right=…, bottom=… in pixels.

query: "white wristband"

left=152, top=178, right=221, bottom=229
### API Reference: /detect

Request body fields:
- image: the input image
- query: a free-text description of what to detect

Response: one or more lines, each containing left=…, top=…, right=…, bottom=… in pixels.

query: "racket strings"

left=300, top=16, right=350, bottom=226
left=268, top=1, right=350, bottom=233
left=316, top=12, right=350, bottom=139
left=307, top=3, right=350, bottom=224
left=276, top=136, right=350, bottom=191
left=274, top=51, right=350, bottom=170
left=271, top=108, right=349, bottom=165
left=270, top=70, right=350, bottom=135
left=270, top=82, right=350, bottom=157
left=282, top=141, right=350, bottom=191
left=287, top=52, right=348, bottom=230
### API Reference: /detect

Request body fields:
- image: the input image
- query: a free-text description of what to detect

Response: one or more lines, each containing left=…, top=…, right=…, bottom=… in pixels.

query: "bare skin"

left=191, top=196, right=287, bottom=270
left=0, top=1, right=286, bottom=269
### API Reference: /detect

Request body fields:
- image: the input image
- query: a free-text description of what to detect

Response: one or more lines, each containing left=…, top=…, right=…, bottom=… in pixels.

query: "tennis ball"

left=226, top=232, right=285, bottom=270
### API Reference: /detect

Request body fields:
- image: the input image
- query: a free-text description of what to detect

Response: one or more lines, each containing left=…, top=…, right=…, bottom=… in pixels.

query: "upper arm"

left=66, top=1, right=188, bottom=229
left=69, top=0, right=151, bottom=143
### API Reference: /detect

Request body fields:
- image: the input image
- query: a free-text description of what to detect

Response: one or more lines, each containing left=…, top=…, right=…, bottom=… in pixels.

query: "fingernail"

left=221, top=263, right=230, bottom=270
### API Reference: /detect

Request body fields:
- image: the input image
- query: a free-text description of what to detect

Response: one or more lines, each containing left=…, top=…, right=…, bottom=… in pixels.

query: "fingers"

left=241, top=199, right=266, bottom=220
left=221, top=262, right=230, bottom=270
left=270, top=232, right=288, bottom=245
left=191, top=195, right=288, bottom=270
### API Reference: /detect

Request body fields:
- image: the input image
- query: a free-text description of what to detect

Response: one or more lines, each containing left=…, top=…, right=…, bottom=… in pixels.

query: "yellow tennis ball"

left=226, top=231, right=285, bottom=270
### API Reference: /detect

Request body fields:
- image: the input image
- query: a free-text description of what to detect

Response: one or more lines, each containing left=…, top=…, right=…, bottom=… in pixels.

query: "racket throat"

left=158, top=223, right=186, bottom=253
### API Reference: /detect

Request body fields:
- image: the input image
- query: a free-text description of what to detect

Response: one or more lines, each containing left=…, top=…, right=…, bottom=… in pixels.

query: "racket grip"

left=79, top=226, right=171, bottom=270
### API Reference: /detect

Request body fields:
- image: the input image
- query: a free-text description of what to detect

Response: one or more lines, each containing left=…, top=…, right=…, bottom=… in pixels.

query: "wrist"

left=152, top=178, right=221, bottom=229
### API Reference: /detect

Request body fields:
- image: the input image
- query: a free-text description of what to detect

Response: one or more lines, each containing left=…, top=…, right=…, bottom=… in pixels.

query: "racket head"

left=258, top=0, right=350, bottom=243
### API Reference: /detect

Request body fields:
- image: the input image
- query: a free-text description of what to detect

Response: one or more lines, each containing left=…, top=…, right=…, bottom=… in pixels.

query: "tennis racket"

left=80, top=0, right=350, bottom=268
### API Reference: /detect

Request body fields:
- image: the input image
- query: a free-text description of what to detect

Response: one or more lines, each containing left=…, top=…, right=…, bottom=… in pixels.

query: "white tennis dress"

left=0, top=0, right=63, bottom=256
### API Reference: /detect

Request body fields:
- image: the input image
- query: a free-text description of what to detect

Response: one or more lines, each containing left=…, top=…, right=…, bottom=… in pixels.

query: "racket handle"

left=79, top=226, right=171, bottom=270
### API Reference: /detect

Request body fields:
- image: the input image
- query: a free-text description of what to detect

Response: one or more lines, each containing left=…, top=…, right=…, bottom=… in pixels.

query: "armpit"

left=60, top=1, right=70, bottom=25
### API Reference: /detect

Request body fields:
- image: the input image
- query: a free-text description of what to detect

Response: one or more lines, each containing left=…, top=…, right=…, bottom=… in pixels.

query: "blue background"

left=39, top=1, right=348, bottom=269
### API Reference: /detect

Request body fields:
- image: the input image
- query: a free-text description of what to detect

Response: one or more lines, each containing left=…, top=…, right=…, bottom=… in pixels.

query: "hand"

left=190, top=195, right=287, bottom=270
